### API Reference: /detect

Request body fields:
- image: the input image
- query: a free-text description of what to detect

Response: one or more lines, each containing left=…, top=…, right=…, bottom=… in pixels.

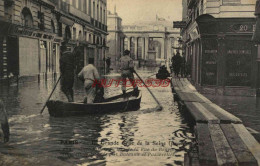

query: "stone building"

left=122, top=20, right=180, bottom=66
left=0, top=0, right=108, bottom=83
left=107, top=10, right=124, bottom=67
left=181, top=0, right=256, bottom=95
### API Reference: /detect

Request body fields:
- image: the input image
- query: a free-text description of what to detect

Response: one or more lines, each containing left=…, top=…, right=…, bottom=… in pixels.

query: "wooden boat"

left=46, top=90, right=142, bottom=117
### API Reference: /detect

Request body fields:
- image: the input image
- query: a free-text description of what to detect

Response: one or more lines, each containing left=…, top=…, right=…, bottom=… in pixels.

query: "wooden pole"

left=134, top=71, right=163, bottom=110
left=40, top=75, right=61, bottom=114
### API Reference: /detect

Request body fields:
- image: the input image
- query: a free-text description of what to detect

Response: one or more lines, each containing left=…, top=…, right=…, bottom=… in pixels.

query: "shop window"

left=21, top=7, right=33, bottom=28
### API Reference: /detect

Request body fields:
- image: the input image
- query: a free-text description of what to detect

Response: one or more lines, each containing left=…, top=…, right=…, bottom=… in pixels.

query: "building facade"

left=122, top=20, right=180, bottom=66
left=181, top=0, right=256, bottom=94
left=107, top=10, right=124, bottom=67
left=0, top=0, right=108, bottom=83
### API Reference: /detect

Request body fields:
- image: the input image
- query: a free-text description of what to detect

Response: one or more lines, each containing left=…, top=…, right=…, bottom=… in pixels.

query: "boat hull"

left=46, top=91, right=142, bottom=117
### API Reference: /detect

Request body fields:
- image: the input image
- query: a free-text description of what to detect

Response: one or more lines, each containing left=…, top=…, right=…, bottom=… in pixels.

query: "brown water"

left=0, top=67, right=194, bottom=166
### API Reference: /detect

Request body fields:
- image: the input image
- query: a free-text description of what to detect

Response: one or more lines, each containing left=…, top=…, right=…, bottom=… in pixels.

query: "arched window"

left=21, top=7, right=33, bottom=27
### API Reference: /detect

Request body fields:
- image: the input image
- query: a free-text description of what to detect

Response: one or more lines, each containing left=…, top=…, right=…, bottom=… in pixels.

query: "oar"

left=40, top=75, right=62, bottom=114
left=147, top=73, right=156, bottom=78
left=133, top=71, right=163, bottom=110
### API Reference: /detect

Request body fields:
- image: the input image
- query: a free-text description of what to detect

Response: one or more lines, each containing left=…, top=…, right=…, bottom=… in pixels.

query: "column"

left=164, top=36, right=168, bottom=60
left=142, top=38, right=145, bottom=59
left=127, top=37, right=130, bottom=51
left=145, top=37, right=149, bottom=60
left=134, top=37, right=138, bottom=60
left=161, top=37, right=165, bottom=60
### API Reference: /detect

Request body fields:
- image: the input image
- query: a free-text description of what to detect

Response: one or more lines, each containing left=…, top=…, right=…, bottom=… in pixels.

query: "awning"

left=59, top=16, right=74, bottom=26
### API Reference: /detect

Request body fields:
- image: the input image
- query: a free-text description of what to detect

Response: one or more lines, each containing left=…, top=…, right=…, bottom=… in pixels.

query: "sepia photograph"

left=0, top=0, right=259, bottom=165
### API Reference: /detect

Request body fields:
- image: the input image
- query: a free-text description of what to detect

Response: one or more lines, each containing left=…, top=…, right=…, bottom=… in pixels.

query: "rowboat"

left=46, top=90, right=142, bottom=117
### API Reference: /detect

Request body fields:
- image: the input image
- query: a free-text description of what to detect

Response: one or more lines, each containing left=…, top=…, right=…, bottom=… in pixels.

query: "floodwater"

left=205, top=94, right=260, bottom=135
left=0, top=67, right=194, bottom=166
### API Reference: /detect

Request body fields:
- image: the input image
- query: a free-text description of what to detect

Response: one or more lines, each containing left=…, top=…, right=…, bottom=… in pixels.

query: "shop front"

left=187, top=15, right=257, bottom=91
left=0, top=21, right=62, bottom=82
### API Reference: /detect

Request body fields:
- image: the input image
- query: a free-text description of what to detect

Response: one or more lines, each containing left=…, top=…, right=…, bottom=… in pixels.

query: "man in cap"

left=119, top=50, right=138, bottom=96
left=78, top=58, right=101, bottom=103
left=0, top=100, right=9, bottom=143
left=60, top=41, right=75, bottom=102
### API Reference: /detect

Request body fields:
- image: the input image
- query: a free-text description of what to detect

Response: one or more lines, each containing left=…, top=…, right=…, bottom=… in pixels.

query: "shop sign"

left=202, top=39, right=218, bottom=85
left=226, top=41, right=252, bottom=86
left=9, top=25, right=55, bottom=40
left=189, top=28, right=199, bottom=40
left=230, top=24, right=255, bottom=33
left=173, top=21, right=186, bottom=28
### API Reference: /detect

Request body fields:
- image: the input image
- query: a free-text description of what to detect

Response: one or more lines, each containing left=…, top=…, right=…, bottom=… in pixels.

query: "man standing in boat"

left=78, top=58, right=101, bottom=103
left=0, top=100, right=9, bottom=143
left=60, top=41, right=75, bottom=102
left=119, top=50, right=138, bottom=96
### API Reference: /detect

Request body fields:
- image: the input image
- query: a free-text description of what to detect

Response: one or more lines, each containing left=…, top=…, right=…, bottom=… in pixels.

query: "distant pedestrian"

left=0, top=100, right=9, bottom=143
left=172, top=51, right=182, bottom=77
left=171, top=53, right=175, bottom=74
left=60, top=41, right=75, bottom=102
left=106, top=57, right=111, bottom=69
left=180, top=55, right=186, bottom=77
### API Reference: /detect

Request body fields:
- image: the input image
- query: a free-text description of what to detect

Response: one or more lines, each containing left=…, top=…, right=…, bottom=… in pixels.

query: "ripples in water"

left=0, top=68, right=195, bottom=166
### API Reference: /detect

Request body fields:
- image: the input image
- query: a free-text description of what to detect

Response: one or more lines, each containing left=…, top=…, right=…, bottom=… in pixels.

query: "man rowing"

left=119, top=50, right=139, bottom=96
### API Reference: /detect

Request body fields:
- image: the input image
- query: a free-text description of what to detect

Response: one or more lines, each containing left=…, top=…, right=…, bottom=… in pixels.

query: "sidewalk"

left=204, top=94, right=260, bottom=141
left=171, top=77, right=260, bottom=166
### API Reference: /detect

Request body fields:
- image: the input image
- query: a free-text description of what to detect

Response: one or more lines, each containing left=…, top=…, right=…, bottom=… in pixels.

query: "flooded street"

left=0, top=67, right=194, bottom=166
left=205, top=94, right=260, bottom=135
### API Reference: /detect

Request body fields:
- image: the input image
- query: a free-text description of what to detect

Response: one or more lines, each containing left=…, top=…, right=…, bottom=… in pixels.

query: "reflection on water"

left=0, top=67, right=194, bottom=166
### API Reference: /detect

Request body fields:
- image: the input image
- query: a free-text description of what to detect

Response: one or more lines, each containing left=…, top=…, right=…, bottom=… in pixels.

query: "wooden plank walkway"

left=172, top=77, right=260, bottom=166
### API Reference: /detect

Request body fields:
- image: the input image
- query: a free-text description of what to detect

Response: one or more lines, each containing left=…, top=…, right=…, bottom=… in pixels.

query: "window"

left=78, top=0, right=82, bottom=11
left=21, top=7, right=33, bottom=28
left=97, top=5, right=99, bottom=21
left=93, top=2, right=95, bottom=18
left=83, top=0, right=86, bottom=13
left=89, top=34, right=91, bottom=43
left=89, top=0, right=91, bottom=15
left=100, top=7, right=102, bottom=22
left=72, top=0, right=76, bottom=7
left=73, top=27, right=76, bottom=40
left=51, top=20, right=55, bottom=33
left=84, top=31, right=87, bottom=41
left=79, top=31, right=82, bottom=40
